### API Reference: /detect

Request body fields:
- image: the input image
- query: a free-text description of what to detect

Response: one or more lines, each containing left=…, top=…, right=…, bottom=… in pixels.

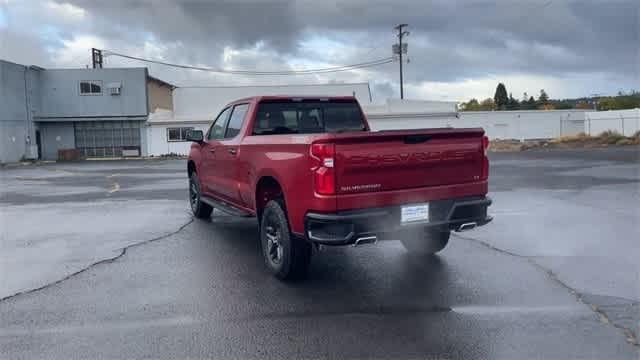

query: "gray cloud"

left=373, top=81, right=396, bottom=100
left=1, top=0, right=637, bottom=100
left=62, top=0, right=637, bottom=76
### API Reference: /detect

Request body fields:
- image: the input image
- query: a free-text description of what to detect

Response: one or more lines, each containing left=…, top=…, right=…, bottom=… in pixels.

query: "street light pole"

left=394, top=24, right=409, bottom=99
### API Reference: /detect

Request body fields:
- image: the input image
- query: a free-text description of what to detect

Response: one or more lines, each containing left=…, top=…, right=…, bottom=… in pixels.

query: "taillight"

left=482, top=135, right=489, bottom=156
left=481, top=135, right=489, bottom=180
left=310, top=143, right=335, bottom=195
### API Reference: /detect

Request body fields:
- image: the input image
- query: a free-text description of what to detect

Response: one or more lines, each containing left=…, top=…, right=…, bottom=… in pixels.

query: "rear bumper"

left=305, top=196, right=492, bottom=245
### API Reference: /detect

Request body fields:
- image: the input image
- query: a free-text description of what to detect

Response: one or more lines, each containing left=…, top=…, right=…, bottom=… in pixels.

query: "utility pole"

left=394, top=24, right=409, bottom=99
left=590, top=93, right=601, bottom=111
left=91, top=48, right=103, bottom=69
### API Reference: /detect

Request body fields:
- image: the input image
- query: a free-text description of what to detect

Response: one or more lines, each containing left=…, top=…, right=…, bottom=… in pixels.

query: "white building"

left=146, top=82, right=372, bottom=156
left=145, top=109, right=211, bottom=156
left=363, top=99, right=459, bottom=131
left=173, top=83, right=371, bottom=118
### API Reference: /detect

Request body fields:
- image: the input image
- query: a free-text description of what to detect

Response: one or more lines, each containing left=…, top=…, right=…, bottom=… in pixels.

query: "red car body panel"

left=189, top=96, right=489, bottom=236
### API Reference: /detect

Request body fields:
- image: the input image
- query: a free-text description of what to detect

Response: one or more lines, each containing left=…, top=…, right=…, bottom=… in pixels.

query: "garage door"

left=74, top=121, right=141, bottom=157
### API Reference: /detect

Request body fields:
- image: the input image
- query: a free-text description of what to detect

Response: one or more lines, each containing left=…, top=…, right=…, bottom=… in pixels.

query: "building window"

left=167, top=127, right=194, bottom=142
left=74, top=120, right=141, bottom=158
left=79, top=80, right=103, bottom=95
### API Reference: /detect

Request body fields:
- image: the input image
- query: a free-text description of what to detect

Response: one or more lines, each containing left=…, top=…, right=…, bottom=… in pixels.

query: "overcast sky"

left=1, top=0, right=637, bottom=102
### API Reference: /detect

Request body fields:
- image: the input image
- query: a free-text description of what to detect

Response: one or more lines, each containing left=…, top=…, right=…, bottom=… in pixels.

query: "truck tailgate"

left=334, top=128, right=485, bottom=196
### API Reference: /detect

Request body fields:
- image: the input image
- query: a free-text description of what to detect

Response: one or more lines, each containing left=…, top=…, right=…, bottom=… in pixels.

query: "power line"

left=100, top=49, right=394, bottom=75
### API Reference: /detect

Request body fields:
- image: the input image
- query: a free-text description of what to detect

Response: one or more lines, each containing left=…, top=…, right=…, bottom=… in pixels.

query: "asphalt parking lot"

left=1, top=147, right=638, bottom=359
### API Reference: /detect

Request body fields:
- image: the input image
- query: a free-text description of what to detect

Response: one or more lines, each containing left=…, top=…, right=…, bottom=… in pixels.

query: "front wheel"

left=189, top=173, right=213, bottom=219
left=401, top=229, right=450, bottom=255
left=260, top=199, right=312, bottom=280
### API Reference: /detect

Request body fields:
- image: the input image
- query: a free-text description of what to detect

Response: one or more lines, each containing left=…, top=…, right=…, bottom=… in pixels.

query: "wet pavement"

left=0, top=148, right=638, bottom=359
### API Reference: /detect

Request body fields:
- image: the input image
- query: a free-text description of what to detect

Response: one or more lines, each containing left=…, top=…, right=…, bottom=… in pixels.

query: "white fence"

left=368, top=109, right=639, bottom=140
left=368, top=110, right=588, bottom=140
left=460, top=111, right=586, bottom=140
left=143, top=108, right=640, bottom=156
left=585, top=109, right=640, bottom=136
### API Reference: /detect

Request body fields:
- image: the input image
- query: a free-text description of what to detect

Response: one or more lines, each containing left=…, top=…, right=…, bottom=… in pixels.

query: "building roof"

left=147, top=109, right=211, bottom=125
left=147, top=75, right=176, bottom=90
left=173, top=82, right=371, bottom=118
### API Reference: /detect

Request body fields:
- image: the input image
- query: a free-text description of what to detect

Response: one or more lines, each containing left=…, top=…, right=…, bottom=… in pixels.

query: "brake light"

left=310, top=143, right=335, bottom=195
left=481, top=135, right=489, bottom=180
left=482, top=135, right=489, bottom=156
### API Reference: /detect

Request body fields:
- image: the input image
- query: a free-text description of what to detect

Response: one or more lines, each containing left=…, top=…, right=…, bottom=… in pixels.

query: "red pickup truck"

left=186, top=96, right=491, bottom=280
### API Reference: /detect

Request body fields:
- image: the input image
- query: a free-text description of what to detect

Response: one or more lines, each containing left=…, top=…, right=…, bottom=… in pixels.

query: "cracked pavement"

left=0, top=148, right=638, bottom=359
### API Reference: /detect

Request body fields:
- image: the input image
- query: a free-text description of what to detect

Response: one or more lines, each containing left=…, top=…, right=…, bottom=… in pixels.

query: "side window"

left=167, top=127, right=194, bottom=142
left=79, top=80, right=103, bottom=95
left=207, top=107, right=231, bottom=140
left=225, top=104, right=249, bottom=139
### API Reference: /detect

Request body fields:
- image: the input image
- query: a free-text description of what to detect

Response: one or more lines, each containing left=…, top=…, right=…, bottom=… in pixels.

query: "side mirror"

left=186, top=130, right=204, bottom=143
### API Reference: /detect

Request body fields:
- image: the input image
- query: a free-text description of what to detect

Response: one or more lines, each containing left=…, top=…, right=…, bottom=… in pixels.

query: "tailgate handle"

left=404, top=135, right=431, bottom=144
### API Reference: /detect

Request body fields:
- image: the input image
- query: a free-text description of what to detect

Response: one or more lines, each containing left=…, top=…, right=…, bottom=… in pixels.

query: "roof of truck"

left=230, top=95, right=358, bottom=104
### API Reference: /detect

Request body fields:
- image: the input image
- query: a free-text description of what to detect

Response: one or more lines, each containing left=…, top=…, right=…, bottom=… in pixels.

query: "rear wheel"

left=189, top=173, right=213, bottom=219
left=401, top=229, right=450, bottom=255
left=260, top=199, right=312, bottom=280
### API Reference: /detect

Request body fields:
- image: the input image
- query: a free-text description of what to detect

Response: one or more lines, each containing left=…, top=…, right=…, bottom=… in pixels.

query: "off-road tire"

left=260, top=199, right=312, bottom=280
left=189, top=173, right=213, bottom=219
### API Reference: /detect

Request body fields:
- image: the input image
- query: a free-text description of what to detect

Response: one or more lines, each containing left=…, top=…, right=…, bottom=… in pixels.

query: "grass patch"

left=552, top=132, right=590, bottom=143
left=490, top=130, right=640, bottom=152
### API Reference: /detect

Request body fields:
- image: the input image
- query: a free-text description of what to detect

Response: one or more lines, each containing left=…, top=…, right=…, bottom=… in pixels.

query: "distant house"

left=0, top=59, right=174, bottom=162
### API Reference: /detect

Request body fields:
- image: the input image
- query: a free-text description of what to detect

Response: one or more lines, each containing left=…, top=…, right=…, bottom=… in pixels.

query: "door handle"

left=228, top=148, right=237, bottom=155
left=209, top=148, right=216, bottom=153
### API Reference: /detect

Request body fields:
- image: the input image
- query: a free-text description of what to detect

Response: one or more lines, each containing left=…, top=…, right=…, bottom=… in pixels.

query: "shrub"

left=597, top=130, right=625, bottom=144
left=555, top=132, right=590, bottom=143
left=615, top=138, right=632, bottom=146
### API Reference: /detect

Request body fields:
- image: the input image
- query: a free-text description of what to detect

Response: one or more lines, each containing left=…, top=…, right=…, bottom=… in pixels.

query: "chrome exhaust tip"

left=456, top=222, right=477, bottom=232
left=353, top=236, right=377, bottom=247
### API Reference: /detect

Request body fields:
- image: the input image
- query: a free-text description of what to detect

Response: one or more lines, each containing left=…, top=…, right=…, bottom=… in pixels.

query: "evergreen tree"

left=507, top=92, right=519, bottom=110
left=538, top=89, right=549, bottom=107
left=494, top=83, right=509, bottom=110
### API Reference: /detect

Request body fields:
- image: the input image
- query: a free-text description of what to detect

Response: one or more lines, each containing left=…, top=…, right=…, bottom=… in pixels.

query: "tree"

left=460, top=98, right=496, bottom=111
left=519, top=95, right=535, bottom=110
left=507, top=92, right=520, bottom=110
left=597, top=91, right=640, bottom=110
left=538, top=89, right=549, bottom=108
left=553, top=101, right=573, bottom=110
left=459, top=98, right=480, bottom=111
left=480, top=98, right=496, bottom=111
left=575, top=101, right=593, bottom=110
left=494, top=83, right=509, bottom=110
